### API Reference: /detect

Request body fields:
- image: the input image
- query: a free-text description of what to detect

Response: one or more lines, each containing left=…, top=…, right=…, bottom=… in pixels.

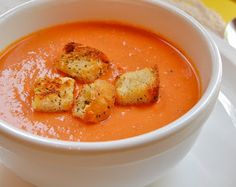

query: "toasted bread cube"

left=32, top=77, right=75, bottom=112
left=115, top=67, right=159, bottom=105
left=73, top=80, right=115, bottom=123
left=56, top=42, right=109, bottom=83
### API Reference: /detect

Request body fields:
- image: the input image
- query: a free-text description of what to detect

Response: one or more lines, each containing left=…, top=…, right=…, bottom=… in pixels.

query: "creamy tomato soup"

left=0, top=22, right=201, bottom=142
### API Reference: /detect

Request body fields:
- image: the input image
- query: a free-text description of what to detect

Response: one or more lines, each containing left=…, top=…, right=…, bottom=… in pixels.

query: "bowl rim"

left=0, top=0, right=222, bottom=152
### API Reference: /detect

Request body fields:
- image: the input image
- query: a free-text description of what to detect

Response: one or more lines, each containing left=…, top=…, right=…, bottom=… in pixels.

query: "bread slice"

left=32, top=77, right=75, bottom=112
left=73, top=79, right=115, bottom=123
left=56, top=42, right=109, bottom=83
left=115, top=67, right=159, bottom=105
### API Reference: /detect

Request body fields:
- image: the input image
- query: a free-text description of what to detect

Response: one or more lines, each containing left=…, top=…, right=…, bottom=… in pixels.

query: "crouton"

left=73, top=80, right=115, bottom=123
left=32, top=77, right=75, bottom=112
left=56, top=42, right=109, bottom=83
left=115, top=67, right=159, bottom=105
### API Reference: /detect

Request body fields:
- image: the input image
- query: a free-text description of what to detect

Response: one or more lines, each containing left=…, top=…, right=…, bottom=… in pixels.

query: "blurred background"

left=203, top=0, right=236, bottom=22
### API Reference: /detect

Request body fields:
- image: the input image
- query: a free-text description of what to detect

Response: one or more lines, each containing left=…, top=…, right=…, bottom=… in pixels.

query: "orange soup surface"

left=0, top=22, right=201, bottom=142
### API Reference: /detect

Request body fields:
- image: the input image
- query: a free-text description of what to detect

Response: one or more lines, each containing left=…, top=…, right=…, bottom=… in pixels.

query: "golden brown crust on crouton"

left=72, top=79, right=115, bottom=123
left=64, top=42, right=82, bottom=53
left=56, top=42, right=109, bottom=83
left=115, top=67, right=159, bottom=105
left=32, top=77, right=75, bottom=112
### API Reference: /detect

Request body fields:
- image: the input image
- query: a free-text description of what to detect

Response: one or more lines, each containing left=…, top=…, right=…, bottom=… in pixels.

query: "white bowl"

left=0, top=0, right=221, bottom=187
